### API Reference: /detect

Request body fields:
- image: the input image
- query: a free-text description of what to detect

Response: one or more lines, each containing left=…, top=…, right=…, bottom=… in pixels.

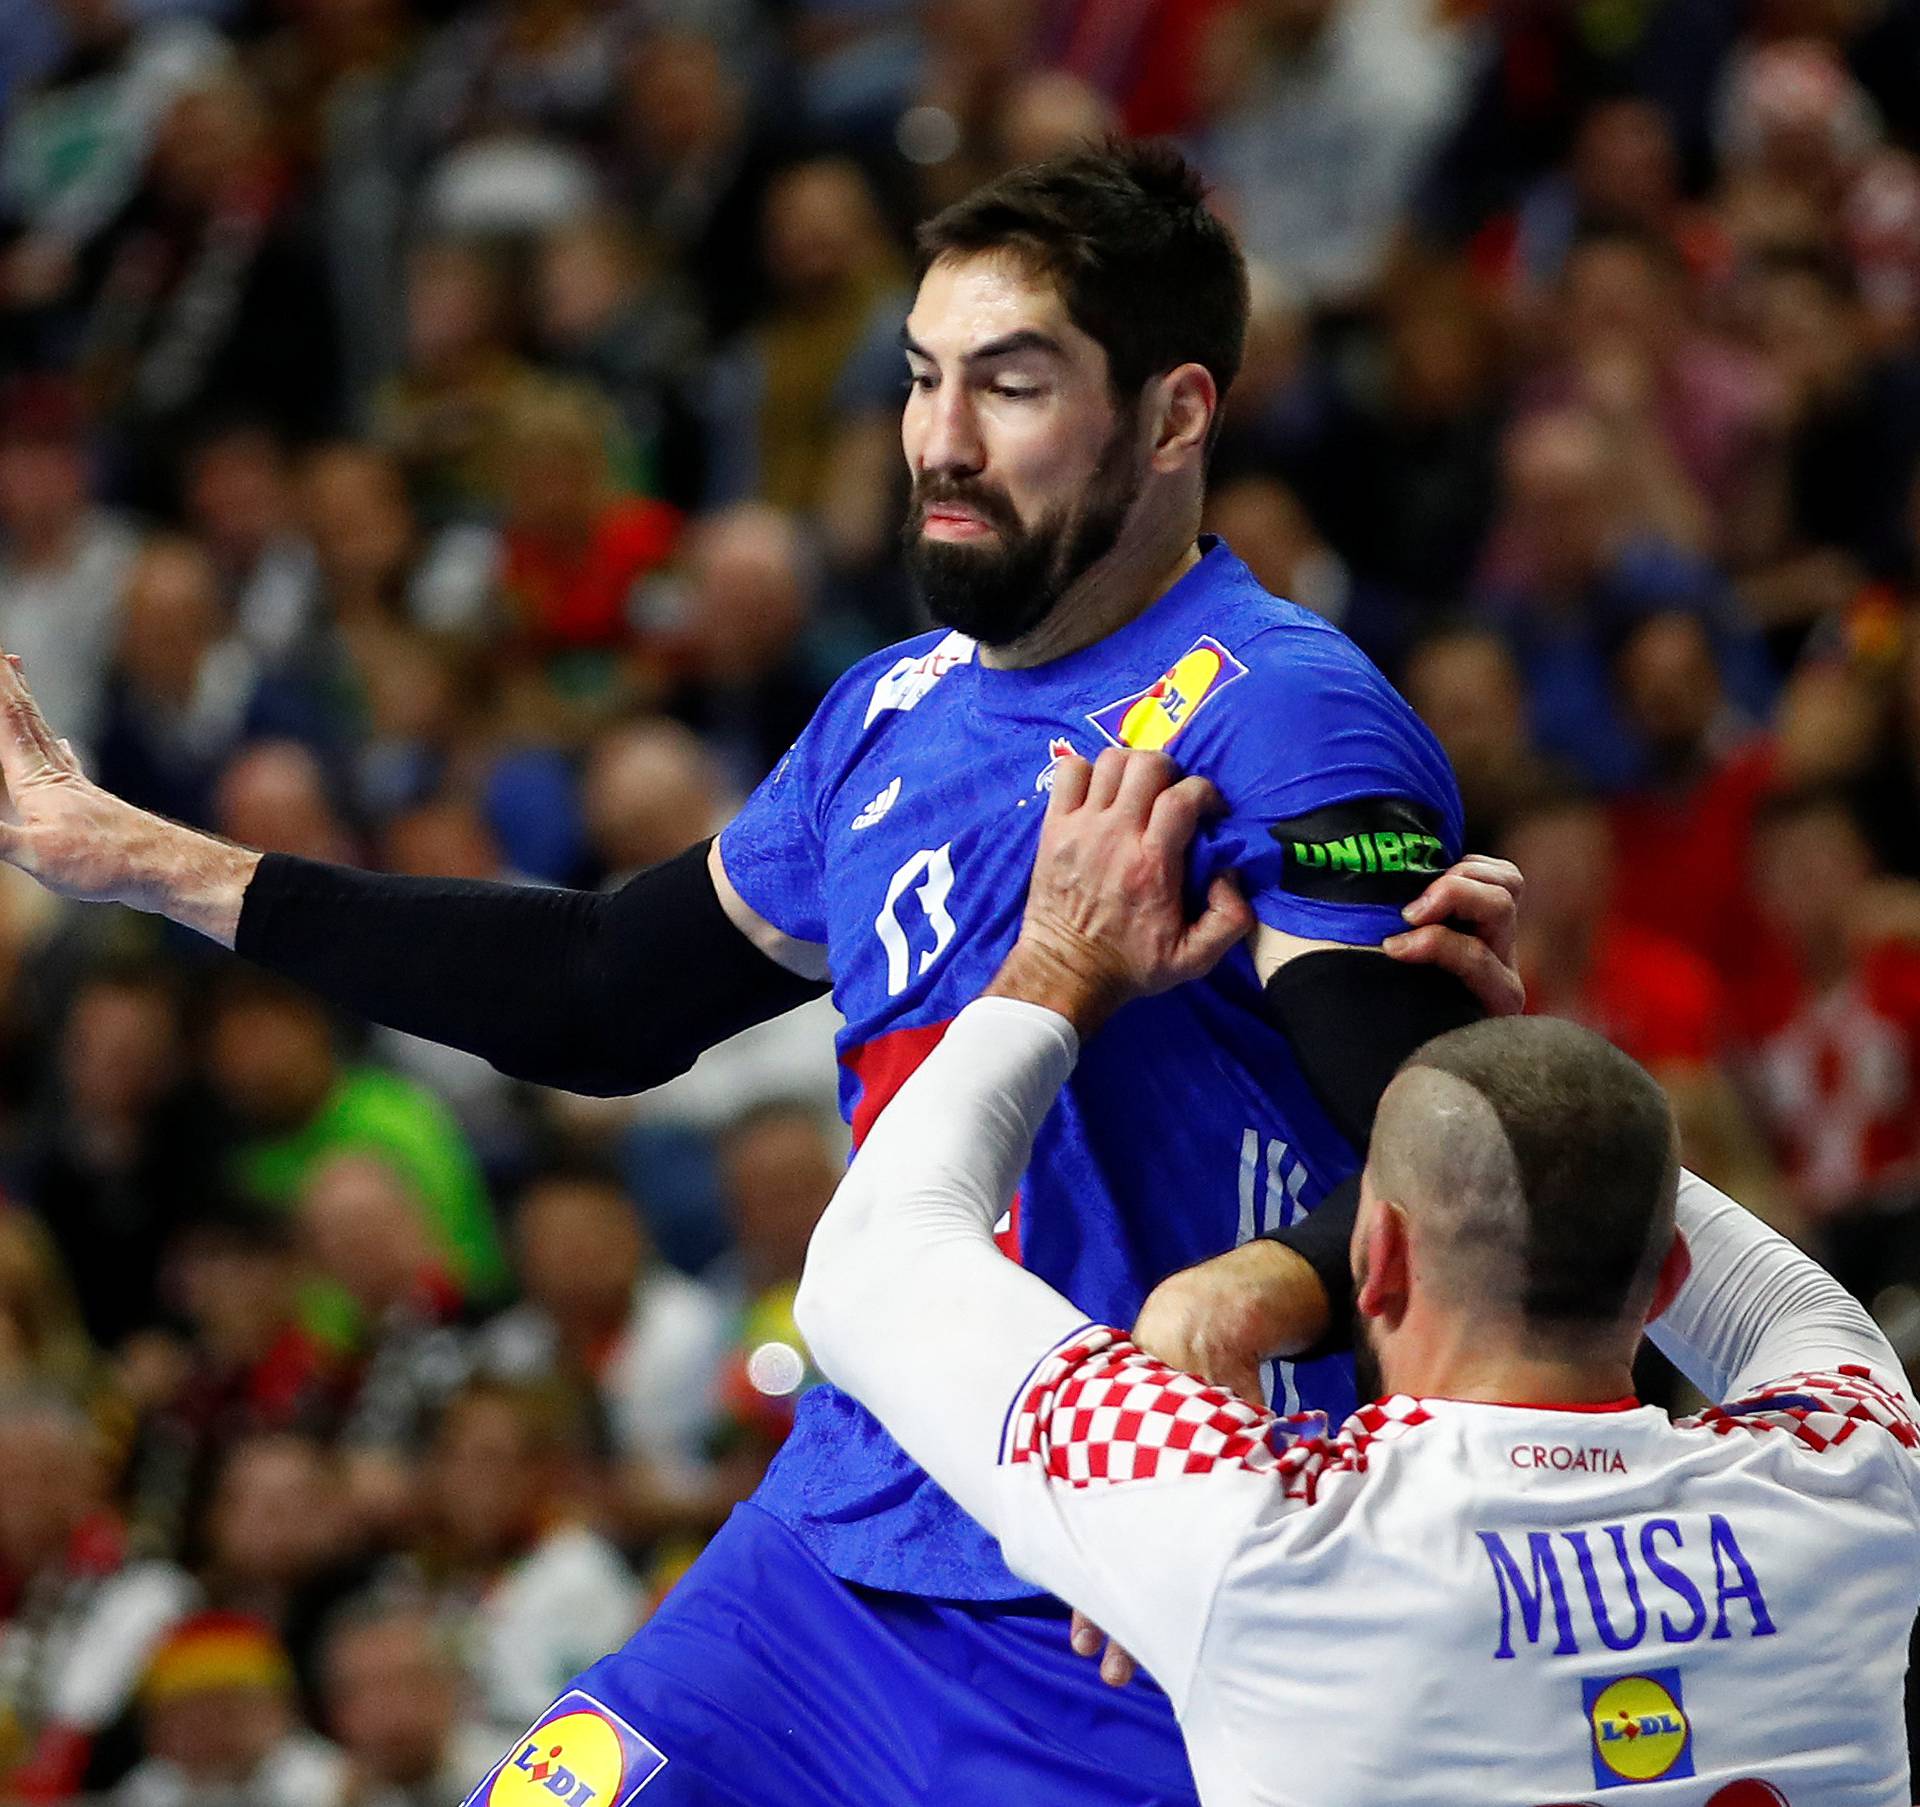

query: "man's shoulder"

left=804, top=628, right=976, bottom=742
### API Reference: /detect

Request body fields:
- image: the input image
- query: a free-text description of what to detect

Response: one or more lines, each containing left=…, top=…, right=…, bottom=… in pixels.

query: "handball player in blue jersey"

left=0, top=145, right=1524, bottom=1805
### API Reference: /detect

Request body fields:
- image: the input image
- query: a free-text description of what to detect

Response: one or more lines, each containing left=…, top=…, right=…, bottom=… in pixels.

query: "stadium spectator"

left=371, top=240, right=545, bottom=522
left=1399, top=624, right=1541, bottom=851
left=318, top=1594, right=498, bottom=1807
left=609, top=30, right=782, bottom=341
left=737, top=158, right=907, bottom=515
left=298, top=1154, right=470, bottom=1481
left=113, top=1612, right=349, bottom=1807
left=1606, top=611, right=1784, bottom=995
left=1501, top=779, right=1783, bottom=1216
left=1745, top=788, right=1920, bottom=1256
left=212, top=743, right=360, bottom=868
left=1518, top=225, right=1771, bottom=552
left=1190, top=0, right=1474, bottom=305
left=532, top=212, right=710, bottom=511
left=0, top=0, right=223, bottom=318
left=126, top=1210, right=343, bottom=1558
left=1739, top=251, right=1920, bottom=636
left=189, top=1434, right=376, bottom=1714
left=93, top=537, right=334, bottom=830
left=491, top=384, right=680, bottom=697
left=1308, top=267, right=1508, bottom=609
left=664, top=502, right=827, bottom=786
left=74, top=63, right=343, bottom=508
left=384, top=1379, right=643, bottom=1734
left=0, top=1209, right=100, bottom=1407
left=704, top=1099, right=839, bottom=1493
left=1470, top=95, right=1731, bottom=305
left=182, top=424, right=312, bottom=669
left=1201, top=475, right=1402, bottom=668
left=18, top=959, right=215, bottom=1356
left=202, top=971, right=505, bottom=1311
left=476, top=1165, right=729, bottom=1496
left=0, top=376, right=135, bottom=755
left=1474, top=406, right=1772, bottom=788
left=579, top=718, right=724, bottom=885
left=0, top=1393, right=193, bottom=1800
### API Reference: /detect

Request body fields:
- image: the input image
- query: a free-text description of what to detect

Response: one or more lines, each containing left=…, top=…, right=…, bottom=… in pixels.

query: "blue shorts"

left=509, top=1501, right=1201, bottom=1807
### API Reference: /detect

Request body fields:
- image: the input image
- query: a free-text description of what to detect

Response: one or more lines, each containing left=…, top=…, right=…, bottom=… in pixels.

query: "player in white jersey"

left=796, top=746, right=1920, bottom=1807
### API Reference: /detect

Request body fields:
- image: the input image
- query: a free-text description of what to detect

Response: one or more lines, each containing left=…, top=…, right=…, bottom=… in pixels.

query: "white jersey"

left=796, top=1000, right=1920, bottom=1807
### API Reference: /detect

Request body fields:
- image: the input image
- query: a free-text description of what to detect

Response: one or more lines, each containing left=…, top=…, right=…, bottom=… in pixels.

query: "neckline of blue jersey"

left=962, top=534, right=1240, bottom=707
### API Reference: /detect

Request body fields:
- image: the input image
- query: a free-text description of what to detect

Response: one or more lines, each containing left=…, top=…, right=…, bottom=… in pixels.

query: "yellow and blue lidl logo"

left=467, top=1692, right=668, bottom=1807
left=1087, top=635, right=1249, bottom=751
left=1584, top=1668, right=1694, bottom=1789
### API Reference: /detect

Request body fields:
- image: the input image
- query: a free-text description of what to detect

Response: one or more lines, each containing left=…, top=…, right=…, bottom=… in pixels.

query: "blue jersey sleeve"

left=1187, top=625, right=1464, bottom=947
left=716, top=710, right=837, bottom=948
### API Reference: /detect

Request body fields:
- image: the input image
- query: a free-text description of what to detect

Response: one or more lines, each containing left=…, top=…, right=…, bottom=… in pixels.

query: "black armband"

left=235, top=839, right=827, bottom=1095
left=1256, top=950, right=1484, bottom=1350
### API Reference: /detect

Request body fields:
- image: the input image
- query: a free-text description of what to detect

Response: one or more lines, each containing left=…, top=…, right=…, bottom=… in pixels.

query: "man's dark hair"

left=916, top=140, right=1249, bottom=437
left=1385, top=1016, right=1678, bottom=1329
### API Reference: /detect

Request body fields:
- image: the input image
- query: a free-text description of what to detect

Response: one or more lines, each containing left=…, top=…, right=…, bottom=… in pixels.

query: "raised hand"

left=986, top=748, right=1253, bottom=1035
left=0, top=651, right=259, bottom=942
left=1385, top=853, right=1526, bottom=1017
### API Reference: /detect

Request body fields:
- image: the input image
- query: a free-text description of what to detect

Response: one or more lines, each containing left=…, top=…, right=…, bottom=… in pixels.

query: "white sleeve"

left=793, top=997, right=1285, bottom=1701
left=794, top=997, right=1098, bottom=1533
left=1651, top=1170, right=1918, bottom=1411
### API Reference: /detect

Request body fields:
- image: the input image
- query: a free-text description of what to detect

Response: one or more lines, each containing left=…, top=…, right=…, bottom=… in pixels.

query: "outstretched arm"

left=0, top=652, right=825, bottom=1094
left=1651, top=1171, right=1917, bottom=1411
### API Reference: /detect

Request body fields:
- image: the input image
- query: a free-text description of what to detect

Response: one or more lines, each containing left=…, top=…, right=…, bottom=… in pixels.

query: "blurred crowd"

left=7, top=0, right=1920, bottom=1799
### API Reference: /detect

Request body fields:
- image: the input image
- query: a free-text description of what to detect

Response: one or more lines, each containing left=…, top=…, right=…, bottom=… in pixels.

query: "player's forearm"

left=235, top=840, right=824, bottom=1095
left=1650, top=1172, right=1913, bottom=1406
left=112, top=811, right=262, bottom=946
left=795, top=998, right=1093, bottom=1530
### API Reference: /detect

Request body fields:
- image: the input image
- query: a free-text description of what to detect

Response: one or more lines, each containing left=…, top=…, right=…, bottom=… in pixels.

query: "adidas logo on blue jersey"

left=852, top=778, right=902, bottom=830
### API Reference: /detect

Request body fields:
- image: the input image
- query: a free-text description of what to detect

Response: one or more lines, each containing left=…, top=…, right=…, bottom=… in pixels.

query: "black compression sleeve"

left=233, top=839, right=827, bottom=1095
left=1257, top=951, right=1485, bottom=1345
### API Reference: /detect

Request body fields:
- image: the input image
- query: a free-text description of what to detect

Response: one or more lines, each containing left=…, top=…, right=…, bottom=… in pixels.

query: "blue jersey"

left=720, top=538, right=1462, bottom=1599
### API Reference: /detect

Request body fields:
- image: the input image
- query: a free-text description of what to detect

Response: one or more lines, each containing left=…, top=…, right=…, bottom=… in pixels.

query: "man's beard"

left=901, top=421, right=1142, bottom=648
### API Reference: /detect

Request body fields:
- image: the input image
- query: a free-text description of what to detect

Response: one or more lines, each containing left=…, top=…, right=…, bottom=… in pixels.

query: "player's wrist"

left=984, top=934, right=1131, bottom=1037
left=1229, top=1237, right=1332, bottom=1358
left=121, top=811, right=262, bottom=947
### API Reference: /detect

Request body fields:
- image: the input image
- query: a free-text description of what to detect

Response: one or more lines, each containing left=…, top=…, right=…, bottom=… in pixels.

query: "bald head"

left=1366, top=1017, right=1678, bottom=1343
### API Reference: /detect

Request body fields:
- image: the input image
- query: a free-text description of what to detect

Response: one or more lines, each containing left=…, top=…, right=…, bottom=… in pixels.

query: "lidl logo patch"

left=468, top=1693, right=668, bottom=1807
left=1584, top=1669, right=1693, bottom=1789
left=1088, top=636, right=1248, bottom=751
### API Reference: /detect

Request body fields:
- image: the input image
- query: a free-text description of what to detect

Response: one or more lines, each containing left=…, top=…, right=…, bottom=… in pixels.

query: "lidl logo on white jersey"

left=865, top=632, right=975, bottom=727
left=467, top=1691, right=667, bottom=1807
left=852, top=777, right=901, bottom=830
left=1088, top=634, right=1248, bottom=751
left=1583, top=1668, right=1693, bottom=1789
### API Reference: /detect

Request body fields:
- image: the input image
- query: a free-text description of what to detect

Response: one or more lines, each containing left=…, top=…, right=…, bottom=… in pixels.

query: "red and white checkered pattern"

left=1004, top=1328, right=1438, bottom=1498
left=1684, top=1363, right=1920, bottom=1455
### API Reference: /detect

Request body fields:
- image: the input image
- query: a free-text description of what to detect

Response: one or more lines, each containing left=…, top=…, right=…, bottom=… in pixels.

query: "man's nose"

left=915, top=386, right=986, bottom=478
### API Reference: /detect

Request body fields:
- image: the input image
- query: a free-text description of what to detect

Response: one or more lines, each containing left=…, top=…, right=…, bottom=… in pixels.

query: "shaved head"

left=1369, top=1064, right=1529, bottom=1314
left=1364, top=1017, right=1679, bottom=1349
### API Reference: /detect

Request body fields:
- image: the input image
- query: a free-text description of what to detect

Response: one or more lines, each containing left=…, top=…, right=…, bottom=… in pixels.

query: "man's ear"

left=1146, top=362, right=1217, bottom=472
left=1355, top=1197, right=1412, bottom=1332
left=1647, top=1228, right=1691, bottom=1323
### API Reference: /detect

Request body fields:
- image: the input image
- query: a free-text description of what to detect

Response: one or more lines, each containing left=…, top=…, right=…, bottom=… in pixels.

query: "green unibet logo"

left=1289, top=830, right=1446, bottom=876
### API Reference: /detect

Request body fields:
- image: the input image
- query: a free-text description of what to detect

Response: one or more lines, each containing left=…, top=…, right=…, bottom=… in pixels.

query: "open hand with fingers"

left=0, top=650, right=258, bottom=940
left=984, top=747, right=1254, bottom=1037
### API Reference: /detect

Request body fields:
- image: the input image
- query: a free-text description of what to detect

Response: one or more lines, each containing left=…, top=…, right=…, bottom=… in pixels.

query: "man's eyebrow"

left=899, top=327, right=1066, bottom=365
